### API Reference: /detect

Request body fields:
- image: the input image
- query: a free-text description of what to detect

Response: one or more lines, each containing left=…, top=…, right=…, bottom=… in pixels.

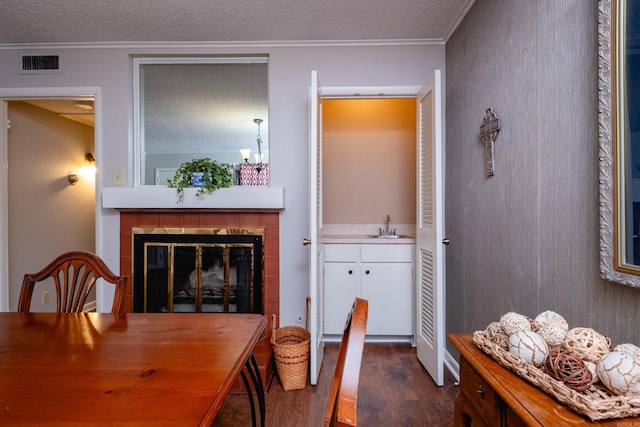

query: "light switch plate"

left=112, top=168, right=124, bottom=186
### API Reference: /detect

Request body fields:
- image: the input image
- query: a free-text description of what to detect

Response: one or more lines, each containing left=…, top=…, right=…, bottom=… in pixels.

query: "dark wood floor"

left=212, top=342, right=459, bottom=427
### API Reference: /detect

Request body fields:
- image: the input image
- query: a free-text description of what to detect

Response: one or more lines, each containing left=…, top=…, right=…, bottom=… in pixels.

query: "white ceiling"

left=0, top=0, right=474, bottom=45
left=23, top=99, right=95, bottom=127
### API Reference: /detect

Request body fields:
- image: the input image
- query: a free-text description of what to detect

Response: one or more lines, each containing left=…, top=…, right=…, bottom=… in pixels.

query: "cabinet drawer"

left=459, top=357, right=500, bottom=426
left=361, top=244, right=413, bottom=262
left=324, top=244, right=360, bottom=262
left=505, top=406, right=528, bottom=427
left=456, top=393, right=492, bottom=427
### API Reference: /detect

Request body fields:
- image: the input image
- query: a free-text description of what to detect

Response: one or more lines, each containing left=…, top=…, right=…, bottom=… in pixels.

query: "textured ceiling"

left=24, top=99, right=95, bottom=127
left=0, top=0, right=473, bottom=44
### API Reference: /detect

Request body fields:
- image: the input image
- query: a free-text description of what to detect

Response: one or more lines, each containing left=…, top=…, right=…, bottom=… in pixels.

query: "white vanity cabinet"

left=323, top=243, right=414, bottom=337
left=324, top=245, right=359, bottom=334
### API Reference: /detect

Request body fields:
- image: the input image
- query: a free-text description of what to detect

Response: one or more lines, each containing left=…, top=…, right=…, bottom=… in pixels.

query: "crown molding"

left=443, top=0, right=476, bottom=42
left=0, top=38, right=445, bottom=51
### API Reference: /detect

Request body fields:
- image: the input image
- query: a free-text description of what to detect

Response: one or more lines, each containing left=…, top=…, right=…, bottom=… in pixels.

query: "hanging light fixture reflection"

left=254, top=118, right=263, bottom=172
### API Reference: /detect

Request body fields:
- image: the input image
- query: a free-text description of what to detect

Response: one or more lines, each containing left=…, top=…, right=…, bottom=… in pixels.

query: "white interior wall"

left=0, top=43, right=445, bottom=321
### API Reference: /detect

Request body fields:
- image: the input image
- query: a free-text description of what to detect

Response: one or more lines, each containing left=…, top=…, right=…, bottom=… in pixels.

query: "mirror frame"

left=598, top=0, right=640, bottom=287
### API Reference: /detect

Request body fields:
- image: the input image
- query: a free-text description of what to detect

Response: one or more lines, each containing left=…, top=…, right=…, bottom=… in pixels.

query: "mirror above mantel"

left=598, top=0, right=640, bottom=287
left=133, top=56, right=269, bottom=186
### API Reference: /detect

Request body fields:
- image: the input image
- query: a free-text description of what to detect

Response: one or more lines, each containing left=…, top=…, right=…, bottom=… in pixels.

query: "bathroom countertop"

left=320, top=234, right=415, bottom=244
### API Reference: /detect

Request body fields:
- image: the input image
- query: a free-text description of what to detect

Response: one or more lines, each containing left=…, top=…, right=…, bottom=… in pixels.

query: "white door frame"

left=0, top=86, right=102, bottom=312
left=309, top=82, right=442, bottom=380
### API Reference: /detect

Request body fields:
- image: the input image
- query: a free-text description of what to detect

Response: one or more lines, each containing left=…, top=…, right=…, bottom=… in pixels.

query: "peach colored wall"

left=322, top=98, right=416, bottom=225
left=7, top=102, right=95, bottom=311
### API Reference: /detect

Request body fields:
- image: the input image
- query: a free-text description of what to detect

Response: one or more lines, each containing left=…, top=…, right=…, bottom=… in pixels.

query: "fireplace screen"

left=132, top=229, right=263, bottom=313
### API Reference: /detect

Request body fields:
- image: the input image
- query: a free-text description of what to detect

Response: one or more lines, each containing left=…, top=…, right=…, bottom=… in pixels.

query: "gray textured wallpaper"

left=445, top=0, right=640, bottom=354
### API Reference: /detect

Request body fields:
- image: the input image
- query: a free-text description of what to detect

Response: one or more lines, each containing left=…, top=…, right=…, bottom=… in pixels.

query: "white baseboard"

left=323, top=335, right=412, bottom=343
left=444, top=348, right=460, bottom=383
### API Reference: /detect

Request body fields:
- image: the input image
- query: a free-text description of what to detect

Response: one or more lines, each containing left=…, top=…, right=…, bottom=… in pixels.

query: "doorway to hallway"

left=1, top=92, right=97, bottom=312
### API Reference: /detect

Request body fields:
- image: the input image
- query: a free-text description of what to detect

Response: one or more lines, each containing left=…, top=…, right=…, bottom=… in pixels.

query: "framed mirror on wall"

left=599, top=0, right=640, bottom=287
left=133, top=57, right=269, bottom=186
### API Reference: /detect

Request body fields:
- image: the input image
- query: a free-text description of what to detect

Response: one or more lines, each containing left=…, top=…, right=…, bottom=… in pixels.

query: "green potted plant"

left=167, top=157, right=233, bottom=202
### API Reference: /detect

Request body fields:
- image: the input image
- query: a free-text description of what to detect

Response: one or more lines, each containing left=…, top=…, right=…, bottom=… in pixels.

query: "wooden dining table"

left=0, top=311, right=268, bottom=426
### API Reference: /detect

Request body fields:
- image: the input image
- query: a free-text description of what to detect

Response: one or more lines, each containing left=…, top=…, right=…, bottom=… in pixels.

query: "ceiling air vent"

left=18, top=52, right=62, bottom=74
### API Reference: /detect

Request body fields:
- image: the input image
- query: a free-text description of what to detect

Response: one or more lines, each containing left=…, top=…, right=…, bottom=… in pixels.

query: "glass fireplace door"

left=143, top=243, right=254, bottom=313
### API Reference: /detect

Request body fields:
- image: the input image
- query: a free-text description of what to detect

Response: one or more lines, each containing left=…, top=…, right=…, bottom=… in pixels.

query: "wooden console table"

left=449, top=334, right=635, bottom=426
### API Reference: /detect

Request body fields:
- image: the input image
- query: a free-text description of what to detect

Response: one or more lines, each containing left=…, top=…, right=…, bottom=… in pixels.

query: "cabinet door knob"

left=365, top=270, right=370, bottom=275
left=442, top=238, right=450, bottom=245
left=348, top=270, right=353, bottom=275
left=477, top=385, right=485, bottom=398
left=302, top=238, right=311, bottom=246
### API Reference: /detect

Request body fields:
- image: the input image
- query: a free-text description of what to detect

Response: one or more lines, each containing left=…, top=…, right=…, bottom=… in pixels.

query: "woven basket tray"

left=473, top=329, right=640, bottom=421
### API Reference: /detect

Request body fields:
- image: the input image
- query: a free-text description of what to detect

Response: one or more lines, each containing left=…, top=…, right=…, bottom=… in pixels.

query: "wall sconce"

left=240, top=148, right=251, bottom=162
left=67, top=152, right=96, bottom=185
left=67, top=172, right=80, bottom=185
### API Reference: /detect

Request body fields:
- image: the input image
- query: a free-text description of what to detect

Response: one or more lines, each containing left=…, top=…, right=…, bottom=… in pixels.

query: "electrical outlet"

left=42, top=291, right=50, bottom=305
left=112, top=168, right=125, bottom=186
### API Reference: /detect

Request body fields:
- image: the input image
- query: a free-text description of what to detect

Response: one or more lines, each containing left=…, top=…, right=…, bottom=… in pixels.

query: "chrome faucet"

left=378, top=214, right=396, bottom=236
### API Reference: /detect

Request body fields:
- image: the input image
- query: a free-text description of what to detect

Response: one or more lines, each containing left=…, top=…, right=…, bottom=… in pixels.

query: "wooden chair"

left=17, top=251, right=127, bottom=313
left=323, top=297, right=369, bottom=427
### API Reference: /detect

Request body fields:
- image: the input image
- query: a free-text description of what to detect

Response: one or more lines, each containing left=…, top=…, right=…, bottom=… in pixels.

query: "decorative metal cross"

left=480, top=108, right=500, bottom=176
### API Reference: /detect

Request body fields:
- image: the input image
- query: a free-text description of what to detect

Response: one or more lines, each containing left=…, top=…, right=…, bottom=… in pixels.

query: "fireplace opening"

left=132, top=228, right=263, bottom=314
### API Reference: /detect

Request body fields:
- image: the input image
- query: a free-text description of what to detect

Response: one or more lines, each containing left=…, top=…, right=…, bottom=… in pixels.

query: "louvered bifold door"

left=415, top=70, right=445, bottom=386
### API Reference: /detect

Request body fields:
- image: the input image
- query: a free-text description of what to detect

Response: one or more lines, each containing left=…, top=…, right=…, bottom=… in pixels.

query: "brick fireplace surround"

left=118, top=210, right=279, bottom=390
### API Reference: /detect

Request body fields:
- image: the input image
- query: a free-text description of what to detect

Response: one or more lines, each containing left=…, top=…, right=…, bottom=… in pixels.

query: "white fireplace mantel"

left=102, top=186, right=284, bottom=210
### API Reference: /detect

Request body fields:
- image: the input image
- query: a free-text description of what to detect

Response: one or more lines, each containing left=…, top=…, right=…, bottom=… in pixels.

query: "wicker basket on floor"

left=271, top=314, right=310, bottom=391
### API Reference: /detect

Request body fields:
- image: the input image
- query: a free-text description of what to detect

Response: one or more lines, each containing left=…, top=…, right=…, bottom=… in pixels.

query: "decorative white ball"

left=486, top=321, right=509, bottom=349
left=509, top=330, right=549, bottom=366
left=534, top=310, right=569, bottom=331
left=614, top=343, right=640, bottom=360
left=500, top=312, right=532, bottom=335
left=585, top=361, right=599, bottom=384
left=537, top=325, right=566, bottom=348
left=486, top=321, right=504, bottom=337
left=598, top=351, right=640, bottom=395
